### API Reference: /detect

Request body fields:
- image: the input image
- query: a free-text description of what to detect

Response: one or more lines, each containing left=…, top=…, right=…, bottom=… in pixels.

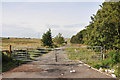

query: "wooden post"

left=9, top=45, right=12, bottom=57
left=55, top=49, right=57, bottom=62
left=103, top=47, right=105, bottom=60
left=55, top=53, right=57, bottom=62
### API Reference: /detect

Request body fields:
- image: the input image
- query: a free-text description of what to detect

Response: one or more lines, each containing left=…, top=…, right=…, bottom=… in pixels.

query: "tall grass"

left=1, top=38, right=42, bottom=50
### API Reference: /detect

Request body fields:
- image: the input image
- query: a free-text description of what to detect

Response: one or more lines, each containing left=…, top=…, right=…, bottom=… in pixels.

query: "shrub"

left=114, top=65, right=120, bottom=77
left=2, top=53, right=27, bottom=72
left=102, top=68, right=105, bottom=72
left=102, top=49, right=120, bottom=67
left=93, top=64, right=101, bottom=69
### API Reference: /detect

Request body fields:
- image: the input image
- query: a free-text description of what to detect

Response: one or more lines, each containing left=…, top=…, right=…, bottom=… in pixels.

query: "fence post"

left=9, top=45, right=12, bottom=57
left=26, top=48, right=28, bottom=60
left=103, top=47, right=105, bottom=60
left=55, top=49, right=57, bottom=62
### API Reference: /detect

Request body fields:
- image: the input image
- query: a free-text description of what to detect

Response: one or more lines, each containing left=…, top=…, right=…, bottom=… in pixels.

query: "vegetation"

left=1, top=37, right=42, bottom=50
left=54, top=33, right=65, bottom=46
left=1, top=37, right=53, bottom=72
left=70, top=2, right=120, bottom=50
left=2, top=53, right=27, bottom=72
left=102, top=49, right=120, bottom=68
left=70, top=1, right=120, bottom=77
left=41, top=29, right=53, bottom=47
left=93, top=64, right=101, bottom=69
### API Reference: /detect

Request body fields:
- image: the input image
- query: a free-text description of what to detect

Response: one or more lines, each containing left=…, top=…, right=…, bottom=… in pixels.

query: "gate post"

left=55, top=53, right=57, bottom=62
left=55, top=49, right=57, bottom=62
left=9, top=45, right=12, bottom=57
left=26, top=48, right=28, bottom=60
left=103, top=47, right=105, bottom=60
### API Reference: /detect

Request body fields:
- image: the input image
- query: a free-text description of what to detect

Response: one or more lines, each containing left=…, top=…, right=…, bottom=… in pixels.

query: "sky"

left=2, top=1, right=103, bottom=39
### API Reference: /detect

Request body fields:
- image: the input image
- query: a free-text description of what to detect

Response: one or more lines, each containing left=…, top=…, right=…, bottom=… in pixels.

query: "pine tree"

left=41, top=29, right=53, bottom=47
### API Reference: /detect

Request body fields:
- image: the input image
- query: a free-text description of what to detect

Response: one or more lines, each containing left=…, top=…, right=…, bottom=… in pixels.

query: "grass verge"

left=2, top=53, right=27, bottom=72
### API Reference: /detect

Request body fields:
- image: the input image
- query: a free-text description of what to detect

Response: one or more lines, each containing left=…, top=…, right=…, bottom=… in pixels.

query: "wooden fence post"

left=55, top=49, right=57, bottom=62
left=9, top=45, right=12, bottom=57
left=103, top=47, right=105, bottom=60
left=55, top=53, right=57, bottom=62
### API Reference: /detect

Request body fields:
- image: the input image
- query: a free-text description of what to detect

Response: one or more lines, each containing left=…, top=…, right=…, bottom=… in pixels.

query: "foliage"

left=93, top=64, right=101, bottom=69
left=102, top=49, right=120, bottom=67
left=102, top=68, right=105, bottom=72
left=70, top=29, right=86, bottom=44
left=54, top=33, right=65, bottom=45
left=70, top=2, right=120, bottom=76
left=41, top=29, right=53, bottom=47
left=114, top=64, right=120, bottom=77
left=70, top=2, right=120, bottom=49
left=2, top=53, right=27, bottom=72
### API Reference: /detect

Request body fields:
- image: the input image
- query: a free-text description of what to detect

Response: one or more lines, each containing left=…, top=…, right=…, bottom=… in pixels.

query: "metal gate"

left=12, top=46, right=102, bottom=63
left=12, top=46, right=54, bottom=61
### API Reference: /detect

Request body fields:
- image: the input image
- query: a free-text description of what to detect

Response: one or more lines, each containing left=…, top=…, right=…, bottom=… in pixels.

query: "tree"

left=54, top=33, right=65, bottom=45
left=41, top=29, right=53, bottom=47
left=70, top=29, right=86, bottom=44
left=70, top=2, right=120, bottom=49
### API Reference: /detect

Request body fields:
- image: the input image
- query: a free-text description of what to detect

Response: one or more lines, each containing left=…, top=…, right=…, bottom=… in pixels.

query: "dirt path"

left=3, top=49, right=113, bottom=78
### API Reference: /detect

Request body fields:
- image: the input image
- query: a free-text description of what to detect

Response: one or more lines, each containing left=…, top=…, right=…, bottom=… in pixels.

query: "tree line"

left=70, top=2, right=120, bottom=49
left=41, top=29, right=66, bottom=47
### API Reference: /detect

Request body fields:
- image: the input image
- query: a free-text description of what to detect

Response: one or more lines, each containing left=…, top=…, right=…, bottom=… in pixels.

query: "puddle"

left=45, top=69, right=61, bottom=73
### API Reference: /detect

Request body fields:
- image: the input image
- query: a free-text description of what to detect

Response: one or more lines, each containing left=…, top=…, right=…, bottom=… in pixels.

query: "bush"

left=102, top=59, right=110, bottom=66
left=102, top=49, right=120, bottom=67
left=93, top=64, right=101, bottom=69
left=54, top=33, right=65, bottom=45
left=114, top=65, right=120, bottom=77
left=2, top=53, right=27, bottom=72
left=102, top=68, right=105, bottom=72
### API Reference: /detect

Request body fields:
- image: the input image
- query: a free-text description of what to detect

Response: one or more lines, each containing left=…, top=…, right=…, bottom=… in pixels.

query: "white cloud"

left=2, top=24, right=41, bottom=38
left=2, top=2, right=101, bottom=38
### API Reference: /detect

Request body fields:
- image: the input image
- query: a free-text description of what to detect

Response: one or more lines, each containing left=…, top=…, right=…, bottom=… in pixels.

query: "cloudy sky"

left=2, top=1, right=103, bottom=38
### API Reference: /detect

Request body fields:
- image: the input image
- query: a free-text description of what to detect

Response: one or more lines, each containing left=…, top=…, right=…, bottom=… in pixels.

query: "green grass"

left=2, top=53, right=27, bottom=72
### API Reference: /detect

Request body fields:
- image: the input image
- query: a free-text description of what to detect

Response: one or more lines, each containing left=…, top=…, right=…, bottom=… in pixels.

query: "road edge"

left=78, top=61, right=114, bottom=78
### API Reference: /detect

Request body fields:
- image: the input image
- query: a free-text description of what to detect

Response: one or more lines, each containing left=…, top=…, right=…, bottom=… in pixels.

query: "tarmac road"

left=2, top=49, right=114, bottom=79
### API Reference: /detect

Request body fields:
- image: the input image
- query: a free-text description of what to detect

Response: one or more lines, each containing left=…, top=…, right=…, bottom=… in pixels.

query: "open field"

left=0, top=37, right=42, bottom=50
left=1, top=37, right=50, bottom=72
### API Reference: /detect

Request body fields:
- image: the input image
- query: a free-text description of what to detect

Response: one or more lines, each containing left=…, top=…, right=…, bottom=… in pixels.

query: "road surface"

left=2, top=49, right=113, bottom=79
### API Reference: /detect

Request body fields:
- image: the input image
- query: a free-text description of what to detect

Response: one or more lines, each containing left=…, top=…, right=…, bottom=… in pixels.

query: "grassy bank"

left=2, top=53, right=27, bottom=72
